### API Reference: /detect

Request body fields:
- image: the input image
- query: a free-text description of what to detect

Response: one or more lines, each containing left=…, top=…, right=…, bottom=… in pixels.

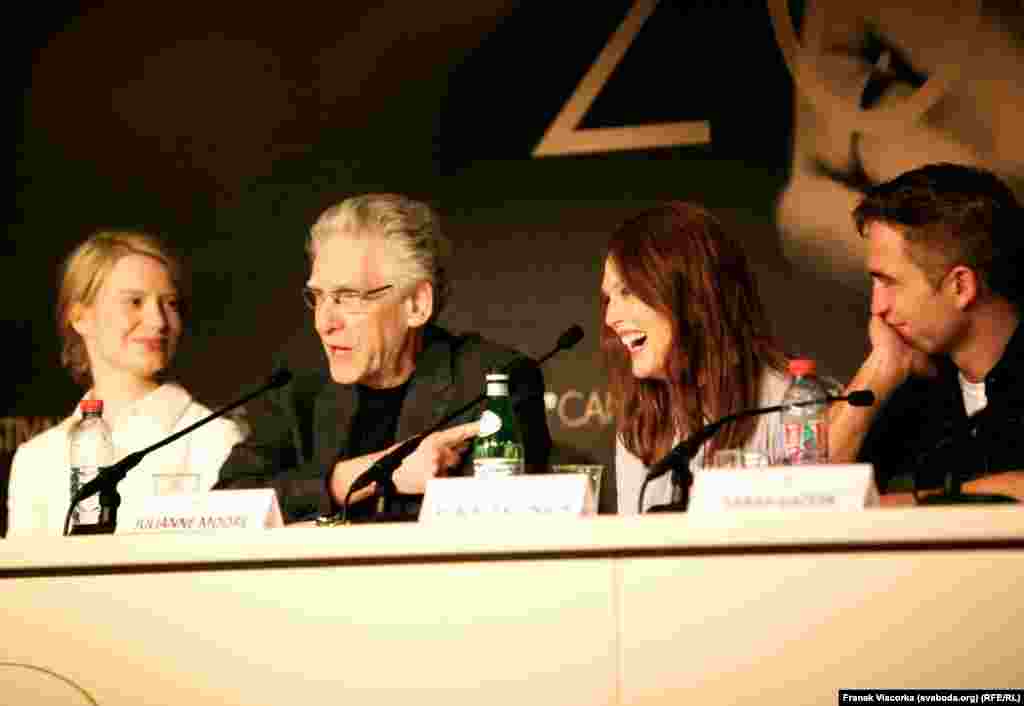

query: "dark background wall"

left=8, top=1, right=1023, bottom=525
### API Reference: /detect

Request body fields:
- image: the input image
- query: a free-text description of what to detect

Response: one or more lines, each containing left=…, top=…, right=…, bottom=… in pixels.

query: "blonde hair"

left=308, top=194, right=452, bottom=320
left=57, top=230, right=184, bottom=387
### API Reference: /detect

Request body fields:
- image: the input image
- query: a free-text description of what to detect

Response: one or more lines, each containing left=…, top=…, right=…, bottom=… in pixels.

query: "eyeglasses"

left=302, top=284, right=395, bottom=313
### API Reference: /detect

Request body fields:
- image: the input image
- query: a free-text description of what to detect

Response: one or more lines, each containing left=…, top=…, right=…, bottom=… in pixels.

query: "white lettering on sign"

left=421, top=475, right=594, bottom=521
left=545, top=390, right=614, bottom=428
left=689, top=464, right=879, bottom=513
left=117, top=489, right=282, bottom=534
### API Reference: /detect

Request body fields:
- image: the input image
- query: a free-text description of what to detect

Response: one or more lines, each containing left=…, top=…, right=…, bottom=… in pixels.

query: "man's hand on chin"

left=868, top=315, right=938, bottom=385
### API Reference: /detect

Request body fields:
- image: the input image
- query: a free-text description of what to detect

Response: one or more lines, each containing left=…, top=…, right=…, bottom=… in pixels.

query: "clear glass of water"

left=550, top=464, right=604, bottom=505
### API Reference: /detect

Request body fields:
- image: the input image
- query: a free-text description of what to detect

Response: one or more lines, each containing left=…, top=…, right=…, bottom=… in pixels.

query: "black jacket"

left=215, top=325, right=552, bottom=522
left=859, top=323, right=1024, bottom=492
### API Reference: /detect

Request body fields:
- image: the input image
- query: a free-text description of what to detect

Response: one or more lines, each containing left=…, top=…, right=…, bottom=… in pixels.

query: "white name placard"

left=116, top=489, right=284, bottom=534
left=688, top=463, right=879, bottom=513
left=420, top=475, right=594, bottom=521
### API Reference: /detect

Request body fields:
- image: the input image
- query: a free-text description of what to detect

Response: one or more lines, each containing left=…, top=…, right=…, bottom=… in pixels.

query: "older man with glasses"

left=215, top=194, right=552, bottom=523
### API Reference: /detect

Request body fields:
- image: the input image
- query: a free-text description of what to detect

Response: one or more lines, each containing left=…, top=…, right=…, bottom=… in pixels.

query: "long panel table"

left=2, top=507, right=1022, bottom=705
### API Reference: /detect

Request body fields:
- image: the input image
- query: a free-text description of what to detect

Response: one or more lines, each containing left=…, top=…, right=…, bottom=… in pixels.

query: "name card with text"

left=420, top=475, right=595, bottom=521
left=688, top=463, right=879, bottom=512
left=116, top=489, right=284, bottom=534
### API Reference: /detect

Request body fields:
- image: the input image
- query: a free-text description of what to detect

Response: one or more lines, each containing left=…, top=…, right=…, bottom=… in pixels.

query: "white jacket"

left=7, top=383, right=244, bottom=537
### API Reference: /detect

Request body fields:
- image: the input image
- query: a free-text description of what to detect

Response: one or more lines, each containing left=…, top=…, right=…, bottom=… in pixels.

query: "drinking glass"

left=550, top=464, right=604, bottom=504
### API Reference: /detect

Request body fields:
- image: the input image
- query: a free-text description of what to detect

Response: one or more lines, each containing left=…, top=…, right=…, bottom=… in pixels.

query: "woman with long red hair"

left=601, top=202, right=790, bottom=513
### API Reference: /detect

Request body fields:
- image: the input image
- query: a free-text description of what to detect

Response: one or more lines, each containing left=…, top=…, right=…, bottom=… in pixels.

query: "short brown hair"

left=853, top=163, right=1024, bottom=299
left=58, top=231, right=185, bottom=387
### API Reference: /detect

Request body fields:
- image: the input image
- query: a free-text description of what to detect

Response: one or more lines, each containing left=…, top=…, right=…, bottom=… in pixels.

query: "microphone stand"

left=644, top=392, right=875, bottom=514
left=915, top=473, right=1017, bottom=505
left=64, top=369, right=293, bottom=536
left=645, top=406, right=774, bottom=515
left=915, top=417, right=1017, bottom=505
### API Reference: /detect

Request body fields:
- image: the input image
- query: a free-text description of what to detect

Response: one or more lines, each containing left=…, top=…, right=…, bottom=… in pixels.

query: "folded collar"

left=73, top=383, right=192, bottom=435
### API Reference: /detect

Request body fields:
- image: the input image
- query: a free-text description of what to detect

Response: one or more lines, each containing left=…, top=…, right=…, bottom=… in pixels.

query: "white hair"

left=308, top=193, right=451, bottom=319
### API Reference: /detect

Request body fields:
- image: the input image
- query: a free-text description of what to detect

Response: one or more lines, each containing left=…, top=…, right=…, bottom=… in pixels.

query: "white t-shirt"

left=7, top=383, right=245, bottom=537
left=959, top=372, right=988, bottom=417
left=616, top=367, right=790, bottom=515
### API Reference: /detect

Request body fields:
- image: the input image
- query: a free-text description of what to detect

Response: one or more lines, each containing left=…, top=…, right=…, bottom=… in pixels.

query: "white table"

left=2, top=507, right=1022, bottom=705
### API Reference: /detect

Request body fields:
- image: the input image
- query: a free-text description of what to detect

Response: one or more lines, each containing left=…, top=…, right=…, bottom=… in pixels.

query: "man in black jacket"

left=829, top=164, right=1024, bottom=497
left=215, top=194, right=551, bottom=522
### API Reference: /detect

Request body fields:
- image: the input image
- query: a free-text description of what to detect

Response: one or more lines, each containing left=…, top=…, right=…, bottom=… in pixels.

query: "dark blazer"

left=859, top=322, right=1024, bottom=492
left=214, top=325, right=552, bottom=522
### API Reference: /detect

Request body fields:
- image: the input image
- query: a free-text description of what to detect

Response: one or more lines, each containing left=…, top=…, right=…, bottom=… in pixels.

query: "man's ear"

left=405, top=280, right=434, bottom=328
left=948, top=265, right=979, bottom=310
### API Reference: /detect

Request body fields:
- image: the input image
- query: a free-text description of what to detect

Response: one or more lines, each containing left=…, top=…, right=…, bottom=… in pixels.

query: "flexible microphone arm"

left=341, top=325, right=585, bottom=517
left=63, top=368, right=293, bottom=536
left=642, top=390, right=875, bottom=514
left=646, top=390, right=875, bottom=482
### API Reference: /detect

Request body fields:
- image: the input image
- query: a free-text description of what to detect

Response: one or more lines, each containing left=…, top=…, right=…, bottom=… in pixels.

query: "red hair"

left=601, top=202, right=786, bottom=465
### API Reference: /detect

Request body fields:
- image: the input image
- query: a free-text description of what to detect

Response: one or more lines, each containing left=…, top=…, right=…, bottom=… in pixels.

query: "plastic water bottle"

left=472, top=372, right=525, bottom=477
left=780, top=359, right=829, bottom=465
left=69, top=399, right=115, bottom=530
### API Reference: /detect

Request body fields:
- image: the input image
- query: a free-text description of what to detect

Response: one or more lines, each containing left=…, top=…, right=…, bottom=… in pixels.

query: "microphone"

left=63, top=368, right=293, bottom=536
left=553, top=324, right=585, bottom=353
left=340, top=325, right=585, bottom=518
left=641, top=390, right=875, bottom=514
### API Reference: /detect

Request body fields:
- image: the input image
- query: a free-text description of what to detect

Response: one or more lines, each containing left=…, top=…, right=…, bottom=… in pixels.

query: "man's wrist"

left=863, top=348, right=911, bottom=398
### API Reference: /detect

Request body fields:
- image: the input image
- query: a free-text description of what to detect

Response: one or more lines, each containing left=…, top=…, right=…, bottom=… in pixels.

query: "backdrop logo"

left=545, top=390, right=614, bottom=429
left=767, top=0, right=1001, bottom=292
left=532, top=0, right=711, bottom=157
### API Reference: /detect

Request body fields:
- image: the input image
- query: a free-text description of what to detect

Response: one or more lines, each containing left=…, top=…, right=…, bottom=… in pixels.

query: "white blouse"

left=7, top=383, right=245, bottom=537
left=616, top=368, right=790, bottom=515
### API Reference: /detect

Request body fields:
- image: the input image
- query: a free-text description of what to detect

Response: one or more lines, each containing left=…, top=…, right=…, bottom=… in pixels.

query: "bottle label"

left=70, top=466, right=102, bottom=525
left=478, top=410, right=502, bottom=437
left=486, top=382, right=510, bottom=396
left=473, top=457, right=525, bottom=478
left=782, top=421, right=829, bottom=464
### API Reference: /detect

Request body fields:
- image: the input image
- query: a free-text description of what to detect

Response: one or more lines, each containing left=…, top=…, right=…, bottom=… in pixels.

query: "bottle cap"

left=81, top=399, right=104, bottom=414
left=788, top=359, right=816, bottom=377
left=485, top=372, right=510, bottom=382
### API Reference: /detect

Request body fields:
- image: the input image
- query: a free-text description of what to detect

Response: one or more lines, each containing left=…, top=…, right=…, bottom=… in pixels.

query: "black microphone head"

left=558, top=325, right=584, bottom=350
left=268, top=368, right=293, bottom=388
left=847, top=390, right=875, bottom=407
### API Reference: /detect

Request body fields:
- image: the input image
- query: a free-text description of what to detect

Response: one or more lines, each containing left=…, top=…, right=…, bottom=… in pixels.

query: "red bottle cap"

left=788, top=359, right=816, bottom=377
left=80, top=399, right=104, bottom=414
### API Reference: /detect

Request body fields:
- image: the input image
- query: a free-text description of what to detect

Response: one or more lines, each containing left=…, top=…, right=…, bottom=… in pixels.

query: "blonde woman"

left=7, top=231, right=244, bottom=536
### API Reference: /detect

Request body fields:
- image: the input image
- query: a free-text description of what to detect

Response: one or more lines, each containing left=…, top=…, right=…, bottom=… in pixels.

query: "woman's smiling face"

left=602, top=255, right=674, bottom=382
